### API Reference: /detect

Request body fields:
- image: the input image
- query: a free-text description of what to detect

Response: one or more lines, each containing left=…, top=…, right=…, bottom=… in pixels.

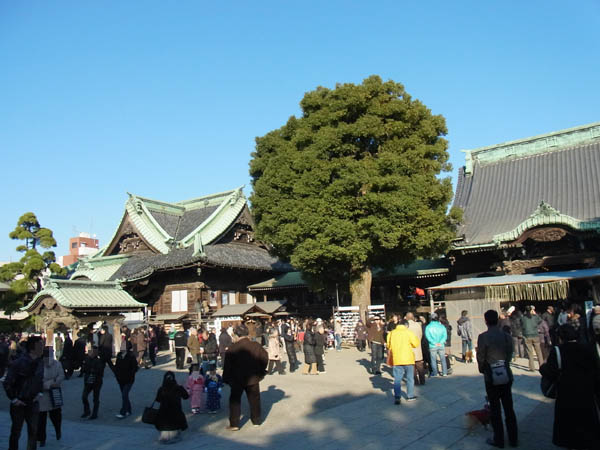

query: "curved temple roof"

left=453, top=122, right=600, bottom=247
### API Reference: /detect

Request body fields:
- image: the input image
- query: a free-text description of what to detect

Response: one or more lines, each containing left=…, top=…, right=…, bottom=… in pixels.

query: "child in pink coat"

left=185, top=364, right=205, bottom=414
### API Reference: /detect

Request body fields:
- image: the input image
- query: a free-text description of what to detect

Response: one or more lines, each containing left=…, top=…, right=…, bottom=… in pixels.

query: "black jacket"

left=82, top=355, right=105, bottom=385
left=174, top=331, right=187, bottom=348
left=155, top=383, right=189, bottom=431
left=303, top=330, right=316, bottom=364
left=314, top=332, right=326, bottom=356
left=2, top=353, right=43, bottom=404
left=73, top=337, right=87, bottom=363
left=114, top=351, right=138, bottom=385
left=202, top=334, right=218, bottom=359
left=218, top=331, right=233, bottom=354
left=223, top=337, right=268, bottom=387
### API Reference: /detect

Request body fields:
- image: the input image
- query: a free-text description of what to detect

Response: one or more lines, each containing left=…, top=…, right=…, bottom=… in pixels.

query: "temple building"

left=429, top=121, right=600, bottom=336
left=23, top=187, right=291, bottom=341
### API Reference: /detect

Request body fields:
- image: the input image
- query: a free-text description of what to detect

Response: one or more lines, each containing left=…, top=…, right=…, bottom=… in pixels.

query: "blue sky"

left=1, top=1, right=599, bottom=262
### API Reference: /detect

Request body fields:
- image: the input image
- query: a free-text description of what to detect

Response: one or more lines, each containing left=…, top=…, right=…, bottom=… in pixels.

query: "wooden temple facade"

left=428, top=121, right=600, bottom=327
left=24, top=187, right=292, bottom=339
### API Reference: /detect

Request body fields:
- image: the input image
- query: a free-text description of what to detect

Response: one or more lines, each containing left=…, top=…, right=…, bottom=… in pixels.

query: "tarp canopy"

left=248, top=272, right=306, bottom=291
left=428, top=267, right=600, bottom=302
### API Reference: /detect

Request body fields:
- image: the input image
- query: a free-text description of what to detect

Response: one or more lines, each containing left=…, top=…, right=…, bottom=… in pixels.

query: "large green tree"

left=249, top=75, right=461, bottom=313
left=0, top=212, right=66, bottom=313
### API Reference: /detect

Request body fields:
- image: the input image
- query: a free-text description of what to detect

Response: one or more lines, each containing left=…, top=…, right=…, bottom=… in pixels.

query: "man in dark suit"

left=222, top=324, right=268, bottom=430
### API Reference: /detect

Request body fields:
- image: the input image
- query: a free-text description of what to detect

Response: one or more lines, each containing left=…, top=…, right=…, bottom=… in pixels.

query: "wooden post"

left=46, top=327, right=54, bottom=347
left=113, top=321, right=122, bottom=356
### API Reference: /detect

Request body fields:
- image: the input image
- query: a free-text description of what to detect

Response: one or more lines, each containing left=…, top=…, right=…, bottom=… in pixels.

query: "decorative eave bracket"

left=493, top=201, right=600, bottom=244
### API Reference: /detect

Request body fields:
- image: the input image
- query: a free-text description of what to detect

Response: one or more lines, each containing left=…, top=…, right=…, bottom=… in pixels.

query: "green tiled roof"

left=71, top=255, right=130, bottom=282
left=23, top=279, right=144, bottom=311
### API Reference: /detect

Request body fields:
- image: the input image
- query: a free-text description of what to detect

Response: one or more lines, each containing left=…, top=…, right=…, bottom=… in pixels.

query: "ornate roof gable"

left=493, top=201, right=600, bottom=244
left=100, top=187, right=247, bottom=258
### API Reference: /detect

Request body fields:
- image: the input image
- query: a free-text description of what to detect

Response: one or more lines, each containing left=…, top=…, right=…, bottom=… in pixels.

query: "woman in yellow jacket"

left=386, top=321, right=420, bottom=404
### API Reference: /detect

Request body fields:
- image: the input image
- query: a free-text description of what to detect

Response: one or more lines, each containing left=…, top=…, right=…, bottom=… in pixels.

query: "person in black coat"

left=81, top=346, right=106, bottom=420
left=154, top=371, right=189, bottom=444
left=540, top=324, right=600, bottom=449
left=314, top=326, right=326, bottom=373
left=61, top=334, right=74, bottom=379
left=218, top=328, right=233, bottom=368
left=73, top=332, right=87, bottom=377
left=222, top=324, right=269, bottom=430
left=282, top=321, right=298, bottom=372
left=113, top=346, right=138, bottom=419
left=302, top=320, right=318, bottom=375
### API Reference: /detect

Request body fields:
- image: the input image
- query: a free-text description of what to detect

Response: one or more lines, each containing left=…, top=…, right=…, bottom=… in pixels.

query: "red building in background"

left=60, top=232, right=99, bottom=266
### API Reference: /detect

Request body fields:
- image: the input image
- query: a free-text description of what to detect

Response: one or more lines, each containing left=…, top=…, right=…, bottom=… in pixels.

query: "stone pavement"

left=0, top=348, right=558, bottom=449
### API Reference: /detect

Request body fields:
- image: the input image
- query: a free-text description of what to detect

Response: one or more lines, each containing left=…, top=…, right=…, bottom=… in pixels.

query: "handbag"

left=489, top=360, right=509, bottom=386
left=541, top=346, right=561, bottom=399
left=50, top=387, right=63, bottom=408
left=142, top=401, right=159, bottom=425
left=386, top=349, right=393, bottom=366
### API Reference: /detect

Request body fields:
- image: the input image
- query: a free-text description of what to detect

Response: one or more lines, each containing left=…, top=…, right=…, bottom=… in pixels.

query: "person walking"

left=154, top=371, right=189, bottom=444
left=302, top=320, right=318, bottom=375
left=266, top=327, right=285, bottom=375
left=73, top=332, right=87, bottom=378
left=201, top=329, right=218, bottom=374
left=98, top=326, right=113, bottom=368
left=509, top=309, right=524, bottom=361
left=168, top=323, right=177, bottom=353
left=60, top=334, right=74, bottom=380
left=80, top=345, right=105, bottom=420
left=406, top=313, right=426, bottom=385
left=222, top=324, right=269, bottom=430
left=135, top=328, right=147, bottom=366
left=355, top=320, right=368, bottom=352
left=173, top=326, right=187, bottom=370
left=540, top=324, right=600, bottom=449
left=477, top=310, right=518, bottom=448
left=204, top=366, right=223, bottom=413
left=187, top=328, right=201, bottom=367
left=314, top=325, right=327, bottom=373
left=185, top=364, right=205, bottom=414
left=3, top=335, right=44, bottom=450
left=386, top=319, right=420, bottom=404
left=457, top=310, right=475, bottom=363
left=218, top=327, right=233, bottom=368
left=113, top=344, right=138, bottom=419
left=367, top=315, right=385, bottom=375
left=334, top=318, right=343, bottom=352
left=282, top=319, right=298, bottom=372
left=425, top=313, right=448, bottom=377
left=37, top=347, right=64, bottom=447
left=520, top=306, right=544, bottom=371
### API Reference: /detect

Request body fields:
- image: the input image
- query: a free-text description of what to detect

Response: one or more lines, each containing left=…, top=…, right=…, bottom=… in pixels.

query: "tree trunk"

left=350, top=267, right=372, bottom=323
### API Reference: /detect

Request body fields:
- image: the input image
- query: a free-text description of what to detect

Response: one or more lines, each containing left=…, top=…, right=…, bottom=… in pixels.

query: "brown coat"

left=187, top=335, right=200, bottom=355
left=366, top=319, right=385, bottom=344
left=223, top=337, right=268, bottom=387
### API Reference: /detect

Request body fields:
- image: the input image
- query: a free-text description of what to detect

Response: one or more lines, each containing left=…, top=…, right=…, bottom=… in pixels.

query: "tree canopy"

left=249, top=75, right=460, bottom=308
left=0, top=212, right=66, bottom=314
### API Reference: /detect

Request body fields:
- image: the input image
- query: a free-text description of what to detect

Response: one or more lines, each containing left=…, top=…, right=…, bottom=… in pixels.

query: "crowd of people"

left=2, top=303, right=600, bottom=448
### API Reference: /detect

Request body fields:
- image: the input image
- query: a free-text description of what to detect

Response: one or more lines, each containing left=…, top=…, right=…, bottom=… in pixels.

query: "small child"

left=185, top=364, right=205, bottom=414
left=204, top=365, right=223, bottom=414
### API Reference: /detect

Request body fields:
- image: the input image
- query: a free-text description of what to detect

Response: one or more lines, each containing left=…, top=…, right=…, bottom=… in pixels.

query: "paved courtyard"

left=1, top=348, right=557, bottom=449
